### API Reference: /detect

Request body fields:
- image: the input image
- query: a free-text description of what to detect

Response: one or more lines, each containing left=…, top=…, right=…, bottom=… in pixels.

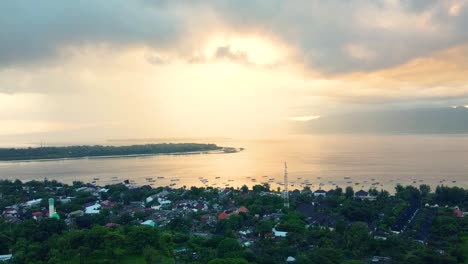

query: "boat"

left=215, top=177, right=220, bottom=179
left=146, top=177, right=153, bottom=181
left=169, top=183, right=176, bottom=186
left=171, top=178, right=180, bottom=182
left=93, top=178, right=100, bottom=181
left=157, top=176, right=165, bottom=179
left=344, top=177, right=350, bottom=180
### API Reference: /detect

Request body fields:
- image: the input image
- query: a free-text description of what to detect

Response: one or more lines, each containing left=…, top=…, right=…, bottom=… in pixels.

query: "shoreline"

left=0, top=147, right=242, bottom=163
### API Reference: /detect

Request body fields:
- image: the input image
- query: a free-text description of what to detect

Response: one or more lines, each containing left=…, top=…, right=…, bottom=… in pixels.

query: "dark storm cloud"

left=0, top=0, right=183, bottom=67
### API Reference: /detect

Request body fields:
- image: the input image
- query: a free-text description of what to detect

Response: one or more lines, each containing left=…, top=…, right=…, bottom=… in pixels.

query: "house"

left=24, top=198, right=42, bottom=207
left=146, top=194, right=159, bottom=203
left=297, top=202, right=315, bottom=217
left=373, top=230, right=389, bottom=240
left=272, top=227, right=287, bottom=237
left=158, top=198, right=172, bottom=206
left=290, top=189, right=301, bottom=197
left=76, top=187, right=97, bottom=193
left=84, top=203, right=101, bottom=214
left=313, top=190, right=327, bottom=197
left=141, top=220, right=156, bottom=227
left=157, top=190, right=170, bottom=198
left=355, top=190, right=369, bottom=198
left=218, top=212, right=228, bottom=220
left=454, top=207, right=463, bottom=218
left=286, top=256, right=296, bottom=263
left=2, top=207, right=18, bottom=218
left=355, top=190, right=376, bottom=200
left=371, top=256, right=391, bottom=263
left=0, top=254, right=13, bottom=262
left=238, top=206, right=249, bottom=213
left=32, top=211, right=43, bottom=220
left=69, top=210, right=84, bottom=218
left=105, top=223, right=120, bottom=228
left=219, top=188, right=232, bottom=199
left=100, top=200, right=117, bottom=209
left=59, top=198, right=72, bottom=204
left=98, top=188, right=109, bottom=193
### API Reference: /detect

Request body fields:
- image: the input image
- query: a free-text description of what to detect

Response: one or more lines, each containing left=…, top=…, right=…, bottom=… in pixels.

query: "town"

left=0, top=178, right=467, bottom=264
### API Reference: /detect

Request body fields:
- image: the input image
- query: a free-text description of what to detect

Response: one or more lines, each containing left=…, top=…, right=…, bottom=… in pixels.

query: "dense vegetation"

left=0, top=179, right=467, bottom=263
left=0, top=143, right=222, bottom=161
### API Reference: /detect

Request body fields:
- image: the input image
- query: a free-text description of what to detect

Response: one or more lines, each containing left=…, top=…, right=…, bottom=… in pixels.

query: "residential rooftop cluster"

left=0, top=179, right=467, bottom=263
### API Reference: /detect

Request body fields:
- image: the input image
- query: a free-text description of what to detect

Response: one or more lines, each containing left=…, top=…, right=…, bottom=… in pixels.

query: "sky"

left=1, top=0, right=468, bottom=142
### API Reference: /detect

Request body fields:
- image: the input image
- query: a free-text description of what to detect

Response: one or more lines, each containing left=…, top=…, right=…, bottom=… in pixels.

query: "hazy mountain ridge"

left=297, top=107, right=468, bottom=134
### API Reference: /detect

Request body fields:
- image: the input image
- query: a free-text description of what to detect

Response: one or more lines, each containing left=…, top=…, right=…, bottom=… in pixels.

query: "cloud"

left=0, top=0, right=186, bottom=68
left=2, top=0, right=468, bottom=141
left=1, top=1, right=468, bottom=74
left=214, top=45, right=250, bottom=64
left=146, top=54, right=170, bottom=65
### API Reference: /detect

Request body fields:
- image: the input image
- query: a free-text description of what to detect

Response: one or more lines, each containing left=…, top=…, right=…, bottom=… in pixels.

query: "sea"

left=0, top=135, right=467, bottom=192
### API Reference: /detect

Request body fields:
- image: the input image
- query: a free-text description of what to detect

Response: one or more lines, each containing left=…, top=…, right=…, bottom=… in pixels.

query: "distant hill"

left=295, top=107, right=468, bottom=134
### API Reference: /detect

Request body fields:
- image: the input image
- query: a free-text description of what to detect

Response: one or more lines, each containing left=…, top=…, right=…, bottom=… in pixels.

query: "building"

left=355, top=190, right=376, bottom=200
left=24, top=198, right=42, bottom=207
left=0, top=254, right=13, bottom=262
left=218, top=212, right=228, bottom=220
left=272, top=227, right=287, bottom=237
left=141, top=220, right=156, bottom=227
left=84, top=203, right=101, bottom=214
left=313, top=190, right=327, bottom=197
left=454, top=207, right=464, bottom=218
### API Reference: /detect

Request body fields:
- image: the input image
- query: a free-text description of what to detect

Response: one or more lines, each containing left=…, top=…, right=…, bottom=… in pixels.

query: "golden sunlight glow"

left=203, top=34, right=290, bottom=65
left=287, top=116, right=321, bottom=121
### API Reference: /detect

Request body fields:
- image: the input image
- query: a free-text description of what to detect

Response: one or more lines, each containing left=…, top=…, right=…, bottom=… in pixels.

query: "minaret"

left=48, top=198, right=55, bottom=218
left=283, top=162, right=290, bottom=208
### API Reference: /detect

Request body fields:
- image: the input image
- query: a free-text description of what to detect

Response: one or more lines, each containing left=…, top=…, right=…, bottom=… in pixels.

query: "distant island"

left=0, top=143, right=238, bottom=161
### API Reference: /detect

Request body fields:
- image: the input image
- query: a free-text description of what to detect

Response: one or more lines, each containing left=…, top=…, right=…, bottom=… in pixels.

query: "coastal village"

left=1, top=177, right=467, bottom=263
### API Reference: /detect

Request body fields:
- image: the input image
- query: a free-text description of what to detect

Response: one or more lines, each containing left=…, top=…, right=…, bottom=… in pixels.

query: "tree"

left=345, top=187, right=354, bottom=199
left=256, top=220, right=273, bottom=237
left=344, top=222, right=371, bottom=257
left=143, top=246, right=164, bottom=264
left=240, top=185, right=249, bottom=193
left=217, top=238, right=242, bottom=258
left=419, top=184, right=431, bottom=197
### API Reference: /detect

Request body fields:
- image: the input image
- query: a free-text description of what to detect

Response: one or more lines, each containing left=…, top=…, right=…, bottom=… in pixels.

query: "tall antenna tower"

left=283, top=162, right=289, bottom=208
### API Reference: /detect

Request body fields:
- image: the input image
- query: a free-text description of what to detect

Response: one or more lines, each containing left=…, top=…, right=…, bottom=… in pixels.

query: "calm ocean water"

left=0, top=135, right=467, bottom=192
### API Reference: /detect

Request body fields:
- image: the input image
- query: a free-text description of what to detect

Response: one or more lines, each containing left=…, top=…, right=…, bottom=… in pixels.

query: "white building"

left=85, top=203, right=101, bottom=214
